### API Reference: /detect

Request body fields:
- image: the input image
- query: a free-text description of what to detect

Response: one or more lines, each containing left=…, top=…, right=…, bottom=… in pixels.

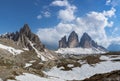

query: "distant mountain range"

left=108, top=43, right=120, bottom=51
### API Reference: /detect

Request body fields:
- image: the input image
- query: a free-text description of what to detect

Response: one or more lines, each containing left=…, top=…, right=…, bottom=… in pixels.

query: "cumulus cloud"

left=103, top=7, right=116, bottom=17
left=37, top=11, right=51, bottom=19
left=106, top=0, right=120, bottom=7
left=37, top=0, right=116, bottom=48
left=106, top=0, right=111, bottom=5
left=51, top=0, right=69, bottom=7
left=42, top=11, right=51, bottom=17
left=37, top=15, right=42, bottom=19
left=51, top=0, right=76, bottom=22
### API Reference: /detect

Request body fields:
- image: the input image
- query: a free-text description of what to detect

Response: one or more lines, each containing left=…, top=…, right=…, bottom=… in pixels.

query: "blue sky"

left=0, top=0, right=120, bottom=49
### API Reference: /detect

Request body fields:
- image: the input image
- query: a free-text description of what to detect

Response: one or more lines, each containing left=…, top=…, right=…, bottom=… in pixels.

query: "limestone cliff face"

left=59, top=36, right=67, bottom=48
left=79, top=32, right=101, bottom=48
left=59, top=31, right=79, bottom=48
left=79, top=32, right=93, bottom=48
left=68, top=31, right=79, bottom=48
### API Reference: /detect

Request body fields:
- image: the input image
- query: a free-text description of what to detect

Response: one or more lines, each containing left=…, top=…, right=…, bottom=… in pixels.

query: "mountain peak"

left=71, top=31, right=76, bottom=34
left=23, top=24, right=31, bottom=31
left=68, top=31, right=79, bottom=48
left=82, top=32, right=91, bottom=41
left=59, top=35, right=67, bottom=48
left=79, top=33, right=94, bottom=48
left=19, top=24, right=31, bottom=36
left=70, top=31, right=77, bottom=36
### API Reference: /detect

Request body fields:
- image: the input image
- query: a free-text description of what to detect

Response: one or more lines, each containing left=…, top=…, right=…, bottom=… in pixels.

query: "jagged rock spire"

left=59, top=35, right=67, bottom=48
left=68, top=31, right=79, bottom=48
left=19, top=24, right=31, bottom=37
left=79, top=32, right=98, bottom=48
left=59, top=31, right=79, bottom=48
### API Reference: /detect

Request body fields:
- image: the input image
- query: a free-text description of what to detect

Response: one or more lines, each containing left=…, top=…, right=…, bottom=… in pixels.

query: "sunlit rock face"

left=68, top=31, right=79, bottom=48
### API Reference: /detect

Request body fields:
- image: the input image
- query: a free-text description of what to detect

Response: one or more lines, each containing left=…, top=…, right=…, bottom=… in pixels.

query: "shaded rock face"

left=79, top=32, right=98, bottom=48
left=17, top=24, right=45, bottom=51
left=79, top=33, right=107, bottom=51
left=68, top=31, right=79, bottom=48
left=59, top=36, right=67, bottom=48
left=59, top=31, right=79, bottom=48
left=0, top=24, right=45, bottom=51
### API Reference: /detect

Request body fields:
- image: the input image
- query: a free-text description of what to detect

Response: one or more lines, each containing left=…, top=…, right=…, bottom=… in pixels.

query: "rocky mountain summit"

left=58, top=31, right=107, bottom=52
left=0, top=24, right=45, bottom=51
left=0, top=24, right=57, bottom=61
left=59, top=36, right=67, bottom=48
left=68, top=31, right=79, bottom=48
left=79, top=32, right=96, bottom=48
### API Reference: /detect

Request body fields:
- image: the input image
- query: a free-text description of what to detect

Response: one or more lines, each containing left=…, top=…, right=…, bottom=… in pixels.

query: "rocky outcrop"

left=0, top=24, right=45, bottom=51
left=17, top=24, right=45, bottom=51
left=59, top=36, right=67, bottom=48
left=68, top=31, right=79, bottom=48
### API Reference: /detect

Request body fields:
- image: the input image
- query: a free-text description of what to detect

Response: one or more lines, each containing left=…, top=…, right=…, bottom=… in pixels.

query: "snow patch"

left=23, top=48, right=29, bottom=51
left=25, top=63, right=32, bottom=68
left=100, top=56, right=110, bottom=60
left=29, top=60, right=36, bottom=63
left=100, top=55, right=120, bottom=61
left=15, top=73, right=65, bottom=81
left=44, top=61, right=120, bottom=80
left=67, top=64, right=74, bottom=68
left=0, top=44, right=23, bottom=55
left=0, top=78, right=3, bottom=81
left=28, top=40, right=48, bottom=61
left=56, top=48, right=106, bottom=55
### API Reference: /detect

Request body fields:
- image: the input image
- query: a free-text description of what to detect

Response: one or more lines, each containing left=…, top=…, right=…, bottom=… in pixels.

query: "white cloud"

left=37, top=11, right=51, bottom=20
left=37, top=0, right=116, bottom=48
left=51, top=0, right=76, bottom=22
left=103, top=7, right=116, bottom=17
left=42, top=11, right=51, bottom=17
left=51, top=0, right=69, bottom=7
left=58, top=5, right=76, bottom=22
left=37, top=15, right=42, bottom=19
left=106, top=0, right=120, bottom=7
left=106, top=0, right=111, bottom=5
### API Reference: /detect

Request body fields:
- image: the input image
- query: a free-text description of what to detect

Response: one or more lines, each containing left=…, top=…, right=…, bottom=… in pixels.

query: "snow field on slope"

left=56, top=48, right=106, bottom=55
left=44, top=60, right=120, bottom=80
left=0, top=44, right=23, bottom=55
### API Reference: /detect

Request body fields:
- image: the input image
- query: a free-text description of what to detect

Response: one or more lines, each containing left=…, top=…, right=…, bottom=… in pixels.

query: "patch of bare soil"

left=104, top=52, right=120, bottom=55
left=81, top=55, right=102, bottom=65
left=57, top=58, right=81, bottom=71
